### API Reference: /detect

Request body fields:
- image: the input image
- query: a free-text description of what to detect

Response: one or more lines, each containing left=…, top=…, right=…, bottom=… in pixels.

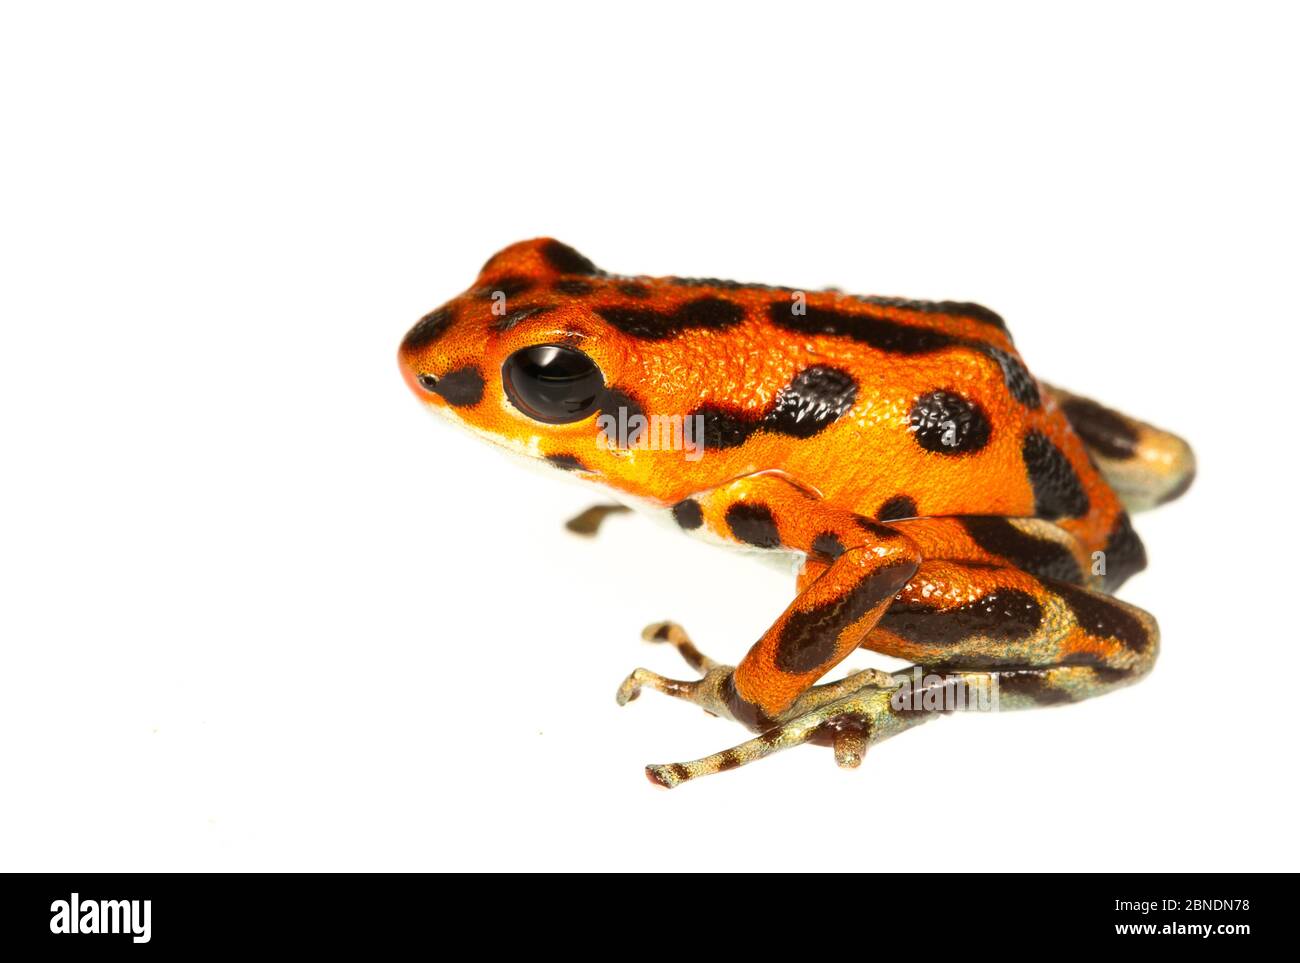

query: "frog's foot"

left=563, top=503, right=631, bottom=537
left=643, top=678, right=926, bottom=789
left=615, top=621, right=730, bottom=715
left=618, top=632, right=911, bottom=787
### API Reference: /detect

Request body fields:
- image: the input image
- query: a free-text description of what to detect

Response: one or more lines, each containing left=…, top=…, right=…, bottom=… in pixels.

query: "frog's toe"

left=639, top=621, right=717, bottom=672
left=615, top=662, right=734, bottom=716
left=618, top=622, right=726, bottom=710
left=615, top=667, right=702, bottom=707
left=827, top=718, right=870, bottom=769
left=644, top=764, right=688, bottom=790
left=639, top=620, right=681, bottom=642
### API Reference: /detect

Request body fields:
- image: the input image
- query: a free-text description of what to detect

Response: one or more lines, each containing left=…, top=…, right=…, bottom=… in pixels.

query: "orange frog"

left=397, top=239, right=1195, bottom=788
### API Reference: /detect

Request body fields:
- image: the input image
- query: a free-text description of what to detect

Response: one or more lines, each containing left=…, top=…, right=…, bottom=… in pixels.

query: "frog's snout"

left=398, top=302, right=460, bottom=398
left=398, top=343, right=487, bottom=410
left=396, top=345, right=428, bottom=398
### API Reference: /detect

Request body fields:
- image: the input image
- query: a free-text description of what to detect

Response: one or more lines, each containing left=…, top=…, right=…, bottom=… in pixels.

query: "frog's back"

left=598, top=275, right=1118, bottom=531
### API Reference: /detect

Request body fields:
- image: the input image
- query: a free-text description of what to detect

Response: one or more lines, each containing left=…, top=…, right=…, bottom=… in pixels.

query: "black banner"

left=0, top=873, right=1280, bottom=951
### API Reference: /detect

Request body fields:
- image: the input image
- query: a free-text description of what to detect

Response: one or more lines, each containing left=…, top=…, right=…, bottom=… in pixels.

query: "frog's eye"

left=502, top=344, right=605, bottom=424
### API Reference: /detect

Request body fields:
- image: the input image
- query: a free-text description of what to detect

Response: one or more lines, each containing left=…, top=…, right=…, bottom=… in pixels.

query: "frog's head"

left=399, top=238, right=734, bottom=500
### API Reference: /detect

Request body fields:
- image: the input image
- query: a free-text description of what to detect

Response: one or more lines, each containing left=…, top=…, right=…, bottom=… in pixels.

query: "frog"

left=397, top=238, right=1195, bottom=788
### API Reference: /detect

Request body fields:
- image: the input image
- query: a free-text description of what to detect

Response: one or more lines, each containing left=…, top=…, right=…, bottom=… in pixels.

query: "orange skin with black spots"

left=399, top=238, right=1121, bottom=555
left=398, top=239, right=1193, bottom=786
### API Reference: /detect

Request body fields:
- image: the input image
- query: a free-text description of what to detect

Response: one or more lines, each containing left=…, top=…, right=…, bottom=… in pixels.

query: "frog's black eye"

left=502, top=344, right=605, bottom=424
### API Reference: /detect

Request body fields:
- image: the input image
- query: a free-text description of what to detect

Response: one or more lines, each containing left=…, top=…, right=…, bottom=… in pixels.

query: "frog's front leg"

left=563, top=503, right=631, bottom=536
left=616, top=474, right=920, bottom=775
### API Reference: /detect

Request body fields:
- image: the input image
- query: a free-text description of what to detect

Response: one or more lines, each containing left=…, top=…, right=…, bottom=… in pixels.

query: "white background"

left=2, top=2, right=1296, bottom=872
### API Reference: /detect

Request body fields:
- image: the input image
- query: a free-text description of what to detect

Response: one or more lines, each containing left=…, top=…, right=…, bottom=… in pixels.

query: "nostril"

left=417, top=373, right=439, bottom=391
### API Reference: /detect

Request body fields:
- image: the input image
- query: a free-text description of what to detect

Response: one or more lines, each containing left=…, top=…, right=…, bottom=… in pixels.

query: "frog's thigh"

left=810, top=515, right=1101, bottom=591
left=862, top=558, right=1159, bottom=701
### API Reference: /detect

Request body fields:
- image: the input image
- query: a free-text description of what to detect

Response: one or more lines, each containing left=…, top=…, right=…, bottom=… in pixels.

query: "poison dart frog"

left=397, top=239, right=1195, bottom=788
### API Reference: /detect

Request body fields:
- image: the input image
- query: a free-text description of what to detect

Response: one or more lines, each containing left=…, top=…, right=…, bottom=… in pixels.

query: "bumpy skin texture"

left=398, top=239, right=1195, bottom=787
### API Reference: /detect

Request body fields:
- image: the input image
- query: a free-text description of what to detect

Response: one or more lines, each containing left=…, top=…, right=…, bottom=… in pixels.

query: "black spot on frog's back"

left=491, top=304, right=553, bottom=333
left=552, top=278, right=595, bottom=296
left=854, top=296, right=1010, bottom=336
left=909, top=391, right=992, bottom=454
left=765, top=366, right=858, bottom=439
left=476, top=276, right=535, bottom=300
left=1021, top=432, right=1090, bottom=519
left=597, top=297, right=745, bottom=340
left=598, top=387, right=647, bottom=448
left=768, top=303, right=959, bottom=355
left=402, top=305, right=456, bottom=352
left=539, top=240, right=598, bottom=276
left=976, top=345, right=1041, bottom=408
left=691, top=406, right=761, bottom=450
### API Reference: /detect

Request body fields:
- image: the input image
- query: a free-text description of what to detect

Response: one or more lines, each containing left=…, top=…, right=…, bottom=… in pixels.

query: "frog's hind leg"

left=1043, top=383, right=1196, bottom=512
left=862, top=557, right=1159, bottom=691
left=640, top=559, right=1159, bottom=788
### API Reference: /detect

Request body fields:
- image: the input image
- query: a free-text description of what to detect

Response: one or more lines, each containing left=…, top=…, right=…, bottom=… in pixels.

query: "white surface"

left=2, top=2, right=1296, bottom=872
